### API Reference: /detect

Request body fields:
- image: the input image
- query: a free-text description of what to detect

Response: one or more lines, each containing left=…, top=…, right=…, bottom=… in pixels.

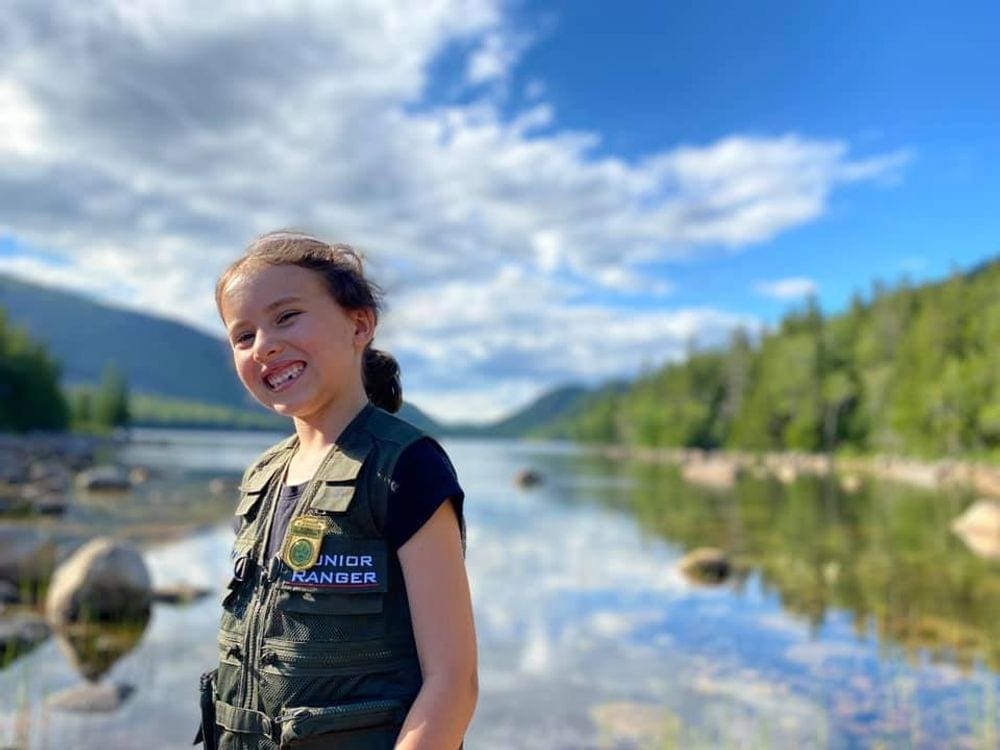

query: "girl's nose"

left=252, top=331, right=282, bottom=363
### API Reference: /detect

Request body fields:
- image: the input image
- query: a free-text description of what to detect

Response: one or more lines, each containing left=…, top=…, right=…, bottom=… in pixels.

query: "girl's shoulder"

left=364, top=406, right=428, bottom=448
left=240, top=432, right=298, bottom=488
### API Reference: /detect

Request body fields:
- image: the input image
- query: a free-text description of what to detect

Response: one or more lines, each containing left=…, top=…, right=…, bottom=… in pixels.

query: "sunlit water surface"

left=1, top=429, right=997, bottom=749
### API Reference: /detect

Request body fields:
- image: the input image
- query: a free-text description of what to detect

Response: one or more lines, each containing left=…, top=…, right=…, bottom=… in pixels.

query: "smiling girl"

left=197, top=231, right=477, bottom=749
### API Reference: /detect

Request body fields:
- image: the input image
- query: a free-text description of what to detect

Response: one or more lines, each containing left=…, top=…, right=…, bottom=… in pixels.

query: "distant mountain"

left=396, top=402, right=443, bottom=434
left=446, top=385, right=590, bottom=437
left=441, top=383, right=625, bottom=438
left=0, top=273, right=448, bottom=433
left=0, top=273, right=250, bottom=409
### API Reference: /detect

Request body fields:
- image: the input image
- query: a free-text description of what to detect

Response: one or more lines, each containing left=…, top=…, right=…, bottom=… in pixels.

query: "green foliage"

left=128, top=392, right=289, bottom=430
left=0, top=307, right=69, bottom=431
left=95, top=362, right=131, bottom=429
left=552, top=258, right=1000, bottom=460
left=69, top=362, right=132, bottom=433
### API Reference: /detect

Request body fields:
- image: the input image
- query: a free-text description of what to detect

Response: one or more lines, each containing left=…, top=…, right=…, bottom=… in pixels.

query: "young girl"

left=197, top=231, right=477, bottom=749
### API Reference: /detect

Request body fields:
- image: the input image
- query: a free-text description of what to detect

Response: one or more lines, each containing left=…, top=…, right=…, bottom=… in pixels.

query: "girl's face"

left=219, top=263, right=374, bottom=422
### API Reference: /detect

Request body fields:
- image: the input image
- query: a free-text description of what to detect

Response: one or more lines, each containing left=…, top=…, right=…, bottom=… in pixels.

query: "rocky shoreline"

left=0, top=431, right=228, bottom=669
left=592, top=442, right=1000, bottom=562
left=593, top=442, right=1000, bottom=498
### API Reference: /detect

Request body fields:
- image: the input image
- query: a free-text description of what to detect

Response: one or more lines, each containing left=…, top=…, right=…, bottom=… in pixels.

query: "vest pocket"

left=276, top=588, right=384, bottom=615
left=278, top=699, right=403, bottom=749
left=310, top=482, right=357, bottom=513
left=266, top=588, right=385, bottom=643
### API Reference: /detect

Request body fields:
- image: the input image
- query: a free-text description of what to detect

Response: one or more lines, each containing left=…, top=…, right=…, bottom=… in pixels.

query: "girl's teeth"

left=268, top=364, right=303, bottom=389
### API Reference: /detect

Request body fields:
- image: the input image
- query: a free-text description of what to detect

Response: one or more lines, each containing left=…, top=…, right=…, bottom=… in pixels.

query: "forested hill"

left=0, top=273, right=443, bottom=432
left=0, top=273, right=249, bottom=409
left=535, top=258, right=1000, bottom=460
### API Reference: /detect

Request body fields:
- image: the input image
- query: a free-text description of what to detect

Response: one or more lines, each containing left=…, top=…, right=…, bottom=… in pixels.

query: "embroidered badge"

left=282, top=539, right=388, bottom=591
left=282, top=516, right=329, bottom=572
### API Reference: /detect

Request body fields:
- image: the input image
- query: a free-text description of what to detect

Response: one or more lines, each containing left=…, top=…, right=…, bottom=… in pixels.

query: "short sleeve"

left=383, top=437, right=465, bottom=552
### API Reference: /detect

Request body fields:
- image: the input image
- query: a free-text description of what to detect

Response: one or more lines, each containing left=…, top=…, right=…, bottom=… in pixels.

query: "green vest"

left=211, top=403, right=429, bottom=749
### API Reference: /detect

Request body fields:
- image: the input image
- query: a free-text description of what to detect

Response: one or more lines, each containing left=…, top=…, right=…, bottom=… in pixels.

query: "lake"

left=1, top=429, right=997, bottom=749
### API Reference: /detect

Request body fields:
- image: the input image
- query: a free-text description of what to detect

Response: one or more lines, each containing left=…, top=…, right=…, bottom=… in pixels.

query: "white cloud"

left=0, top=1, right=906, bottom=419
left=379, top=269, right=751, bottom=423
left=594, top=266, right=673, bottom=296
left=753, top=277, right=819, bottom=300
left=466, top=30, right=531, bottom=85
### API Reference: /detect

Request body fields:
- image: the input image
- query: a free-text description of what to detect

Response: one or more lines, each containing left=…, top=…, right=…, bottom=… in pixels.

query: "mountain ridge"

left=0, top=273, right=587, bottom=436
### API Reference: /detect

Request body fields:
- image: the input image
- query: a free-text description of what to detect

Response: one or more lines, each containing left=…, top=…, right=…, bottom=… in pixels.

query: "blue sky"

left=0, top=1, right=997, bottom=421
left=502, top=1, right=999, bottom=317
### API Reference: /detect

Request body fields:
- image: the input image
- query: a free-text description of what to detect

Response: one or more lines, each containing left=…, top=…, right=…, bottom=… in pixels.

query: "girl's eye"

left=233, top=332, right=254, bottom=348
left=277, top=310, right=301, bottom=324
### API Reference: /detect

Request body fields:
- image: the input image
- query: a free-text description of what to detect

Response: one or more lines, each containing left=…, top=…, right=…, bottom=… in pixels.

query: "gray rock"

left=45, top=537, right=152, bottom=627
left=28, top=460, right=72, bottom=488
left=0, top=527, right=57, bottom=587
left=75, top=466, right=131, bottom=492
left=46, top=681, right=135, bottom=712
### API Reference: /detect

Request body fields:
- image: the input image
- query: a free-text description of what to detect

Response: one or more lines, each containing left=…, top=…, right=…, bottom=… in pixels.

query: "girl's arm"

left=394, top=499, right=478, bottom=750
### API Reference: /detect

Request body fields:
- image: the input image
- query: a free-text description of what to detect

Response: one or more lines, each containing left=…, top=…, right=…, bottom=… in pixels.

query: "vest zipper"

left=260, top=640, right=411, bottom=675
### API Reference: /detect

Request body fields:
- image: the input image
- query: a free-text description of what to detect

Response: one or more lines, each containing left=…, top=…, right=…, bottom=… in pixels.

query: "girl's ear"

left=351, top=308, right=376, bottom=347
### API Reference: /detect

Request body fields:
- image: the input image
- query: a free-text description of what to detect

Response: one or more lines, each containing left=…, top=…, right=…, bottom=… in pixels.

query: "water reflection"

left=55, top=619, right=149, bottom=683
left=1, top=433, right=997, bottom=749
left=596, top=458, right=1000, bottom=672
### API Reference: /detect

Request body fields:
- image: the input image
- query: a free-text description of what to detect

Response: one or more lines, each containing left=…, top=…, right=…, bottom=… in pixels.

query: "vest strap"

left=215, top=700, right=275, bottom=739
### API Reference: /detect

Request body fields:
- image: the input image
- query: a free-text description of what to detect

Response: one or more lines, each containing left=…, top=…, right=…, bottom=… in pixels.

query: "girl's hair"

left=215, top=230, right=403, bottom=413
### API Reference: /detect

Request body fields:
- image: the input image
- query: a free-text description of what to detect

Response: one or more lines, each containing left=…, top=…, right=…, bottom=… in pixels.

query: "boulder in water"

left=514, top=469, right=543, bottom=488
left=55, top=620, right=149, bottom=681
left=45, top=537, right=152, bottom=627
left=679, top=547, right=731, bottom=585
left=75, top=466, right=131, bottom=492
left=951, top=499, right=1000, bottom=560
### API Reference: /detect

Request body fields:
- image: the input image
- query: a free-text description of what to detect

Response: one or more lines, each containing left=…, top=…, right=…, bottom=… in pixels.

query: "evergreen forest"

left=539, top=258, right=1000, bottom=461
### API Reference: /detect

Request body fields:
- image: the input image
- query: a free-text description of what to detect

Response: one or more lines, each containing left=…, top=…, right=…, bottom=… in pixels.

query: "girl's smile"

left=219, top=264, right=373, bottom=424
left=263, top=361, right=306, bottom=391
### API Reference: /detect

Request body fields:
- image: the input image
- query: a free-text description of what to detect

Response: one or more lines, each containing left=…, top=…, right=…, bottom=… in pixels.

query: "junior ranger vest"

left=198, top=404, right=430, bottom=749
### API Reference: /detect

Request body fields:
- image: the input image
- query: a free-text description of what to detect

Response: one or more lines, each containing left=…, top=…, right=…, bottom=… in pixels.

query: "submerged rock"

left=514, top=469, right=543, bottom=488
left=46, top=681, right=135, bottom=712
left=590, top=701, right=680, bottom=746
left=55, top=621, right=149, bottom=681
left=679, top=547, right=732, bottom=585
left=45, top=537, right=152, bottom=627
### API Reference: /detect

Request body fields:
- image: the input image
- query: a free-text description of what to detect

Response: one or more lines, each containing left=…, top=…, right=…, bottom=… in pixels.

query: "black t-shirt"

left=263, top=437, right=464, bottom=560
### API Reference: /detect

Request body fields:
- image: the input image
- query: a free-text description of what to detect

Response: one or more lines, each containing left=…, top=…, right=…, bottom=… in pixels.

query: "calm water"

left=1, top=429, right=997, bottom=749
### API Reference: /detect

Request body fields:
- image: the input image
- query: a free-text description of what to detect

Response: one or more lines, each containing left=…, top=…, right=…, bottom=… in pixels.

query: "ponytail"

left=363, top=346, right=402, bottom=413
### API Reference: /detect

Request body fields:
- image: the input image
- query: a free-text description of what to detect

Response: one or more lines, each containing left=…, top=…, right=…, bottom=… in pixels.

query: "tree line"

left=0, top=307, right=130, bottom=433
left=540, top=257, right=1000, bottom=460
